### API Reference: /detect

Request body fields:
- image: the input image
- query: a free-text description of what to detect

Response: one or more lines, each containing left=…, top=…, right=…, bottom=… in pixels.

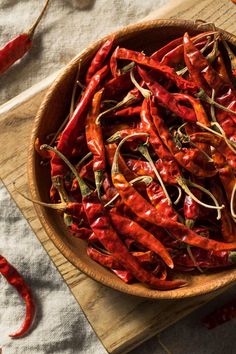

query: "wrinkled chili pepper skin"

left=202, top=297, right=236, bottom=329
left=86, top=89, right=105, bottom=171
left=82, top=192, right=185, bottom=289
left=85, top=36, right=114, bottom=84
left=183, top=33, right=236, bottom=134
left=138, top=67, right=196, bottom=122
left=146, top=181, right=178, bottom=221
left=111, top=172, right=236, bottom=252
left=111, top=47, right=198, bottom=91
left=50, top=65, right=109, bottom=177
left=0, top=34, right=32, bottom=75
left=210, top=182, right=236, bottom=242
left=109, top=211, right=174, bottom=268
left=173, top=249, right=236, bottom=269
left=149, top=98, right=217, bottom=178
left=0, top=256, right=35, bottom=338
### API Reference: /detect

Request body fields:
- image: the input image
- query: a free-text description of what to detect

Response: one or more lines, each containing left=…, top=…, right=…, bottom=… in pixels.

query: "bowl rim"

left=28, top=18, right=236, bottom=299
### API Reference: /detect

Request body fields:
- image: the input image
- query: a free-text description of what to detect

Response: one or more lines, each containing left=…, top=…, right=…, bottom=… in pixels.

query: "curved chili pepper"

left=210, top=181, right=236, bottom=242
left=111, top=141, right=236, bottom=252
left=0, top=255, right=35, bottom=338
left=212, top=150, right=236, bottom=209
left=114, top=105, right=141, bottom=117
left=50, top=65, right=109, bottom=177
left=173, top=249, right=236, bottom=269
left=190, top=132, right=236, bottom=172
left=109, top=211, right=174, bottom=268
left=85, top=89, right=105, bottom=198
left=106, top=143, right=137, bottom=181
left=85, top=36, right=114, bottom=84
left=149, top=98, right=216, bottom=178
left=103, top=71, right=133, bottom=99
left=183, top=33, right=236, bottom=134
left=202, top=296, right=236, bottom=329
left=146, top=181, right=178, bottom=221
left=110, top=47, right=198, bottom=91
left=42, top=144, right=186, bottom=290
left=111, top=269, right=134, bottom=283
left=0, top=0, right=49, bottom=75
left=137, top=67, right=196, bottom=122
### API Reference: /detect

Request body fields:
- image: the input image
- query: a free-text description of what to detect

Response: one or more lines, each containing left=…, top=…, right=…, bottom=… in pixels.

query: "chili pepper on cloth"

left=0, top=255, right=35, bottom=338
left=0, top=0, right=49, bottom=75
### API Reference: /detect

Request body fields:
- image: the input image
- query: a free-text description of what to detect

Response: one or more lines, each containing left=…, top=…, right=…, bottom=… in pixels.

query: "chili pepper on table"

left=0, top=255, right=35, bottom=338
left=202, top=296, right=236, bottom=329
left=42, top=144, right=186, bottom=290
left=85, top=36, right=114, bottom=85
left=0, top=0, right=49, bottom=75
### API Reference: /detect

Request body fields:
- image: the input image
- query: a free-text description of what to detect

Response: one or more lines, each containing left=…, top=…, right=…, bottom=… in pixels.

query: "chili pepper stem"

left=177, top=177, right=224, bottom=218
left=13, top=183, right=67, bottom=210
left=76, top=151, right=93, bottom=169
left=197, top=89, right=236, bottom=115
left=130, top=68, right=151, bottom=98
left=229, top=251, right=236, bottom=263
left=27, top=0, right=50, bottom=38
left=40, top=145, right=92, bottom=197
left=138, top=144, right=172, bottom=205
left=104, top=175, right=153, bottom=208
left=96, top=92, right=136, bottom=125
left=185, top=218, right=195, bottom=229
left=111, top=133, right=149, bottom=174
left=196, top=122, right=236, bottom=153
left=51, top=176, right=73, bottom=225
left=173, top=186, right=182, bottom=205
left=230, top=183, right=236, bottom=220
left=95, top=170, right=104, bottom=201
left=187, top=245, right=204, bottom=273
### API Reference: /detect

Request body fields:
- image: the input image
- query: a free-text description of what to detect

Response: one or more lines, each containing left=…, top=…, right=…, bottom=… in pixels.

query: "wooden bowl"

left=28, top=19, right=236, bottom=299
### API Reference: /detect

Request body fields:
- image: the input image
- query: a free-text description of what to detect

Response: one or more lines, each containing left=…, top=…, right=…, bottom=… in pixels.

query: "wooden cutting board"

left=1, top=0, right=236, bottom=353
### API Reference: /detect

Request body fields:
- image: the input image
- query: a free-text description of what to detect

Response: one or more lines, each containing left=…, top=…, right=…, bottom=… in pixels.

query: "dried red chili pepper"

left=146, top=181, right=178, bottom=221
left=0, top=0, right=49, bottom=75
left=42, top=144, right=186, bottom=290
left=85, top=89, right=105, bottom=198
left=149, top=98, right=216, bottom=178
left=173, top=249, right=236, bottom=269
left=109, top=211, right=174, bottom=268
left=110, top=47, right=198, bottom=91
left=202, top=296, right=236, bottom=329
left=137, top=67, right=196, bottom=122
left=50, top=65, right=109, bottom=178
left=111, top=135, right=236, bottom=252
left=0, top=255, right=35, bottom=338
left=85, top=36, right=114, bottom=84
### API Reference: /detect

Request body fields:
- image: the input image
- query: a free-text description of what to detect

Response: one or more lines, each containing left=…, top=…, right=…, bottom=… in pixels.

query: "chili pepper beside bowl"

left=28, top=19, right=236, bottom=299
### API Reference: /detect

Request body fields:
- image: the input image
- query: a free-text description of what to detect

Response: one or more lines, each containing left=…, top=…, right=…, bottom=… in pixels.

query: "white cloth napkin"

left=1, top=1, right=236, bottom=354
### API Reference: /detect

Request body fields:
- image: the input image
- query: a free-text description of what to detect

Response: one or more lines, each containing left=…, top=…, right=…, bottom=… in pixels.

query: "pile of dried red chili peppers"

left=35, top=29, right=236, bottom=290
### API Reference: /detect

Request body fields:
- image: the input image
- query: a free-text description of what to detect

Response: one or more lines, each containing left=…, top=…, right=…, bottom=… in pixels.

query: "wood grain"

left=1, top=0, right=236, bottom=353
